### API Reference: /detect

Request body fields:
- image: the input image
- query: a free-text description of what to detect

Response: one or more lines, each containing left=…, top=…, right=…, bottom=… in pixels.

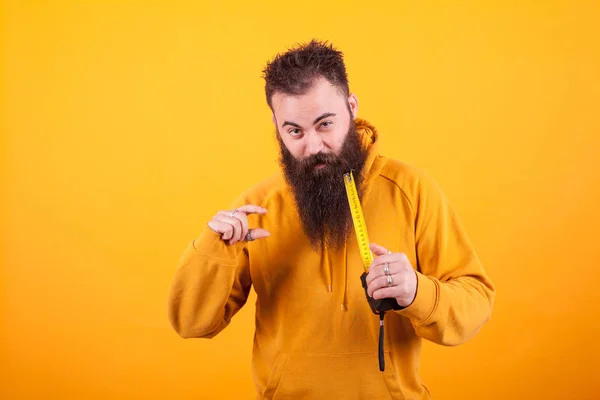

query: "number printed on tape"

left=343, top=172, right=373, bottom=272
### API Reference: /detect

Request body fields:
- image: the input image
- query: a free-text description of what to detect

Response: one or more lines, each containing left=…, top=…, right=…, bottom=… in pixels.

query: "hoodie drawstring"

left=322, top=243, right=332, bottom=292
left=322, top=243, right=348, bottom=311
left=340, top=243, right=348, bottom=311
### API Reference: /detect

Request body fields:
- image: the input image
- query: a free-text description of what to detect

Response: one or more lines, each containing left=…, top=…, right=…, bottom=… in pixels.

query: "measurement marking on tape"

left=343, top=171, right=373, bottom=272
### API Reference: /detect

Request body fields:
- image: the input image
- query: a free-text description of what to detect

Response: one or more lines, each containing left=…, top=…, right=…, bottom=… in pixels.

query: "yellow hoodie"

left=167, top=119, right=495, bottom=399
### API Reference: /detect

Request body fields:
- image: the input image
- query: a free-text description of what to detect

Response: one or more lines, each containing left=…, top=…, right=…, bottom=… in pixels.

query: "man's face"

left=271, top=78, right=365, bottom=250
left=271, top=78, right=358, bottom=161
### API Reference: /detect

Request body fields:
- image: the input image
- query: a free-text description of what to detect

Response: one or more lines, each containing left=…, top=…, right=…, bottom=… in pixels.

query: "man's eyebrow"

left=282, top=121, right=302, bottom=128
left=313, top=112, right=336, bottom=125
left=281, top=113, right=337, bottom=129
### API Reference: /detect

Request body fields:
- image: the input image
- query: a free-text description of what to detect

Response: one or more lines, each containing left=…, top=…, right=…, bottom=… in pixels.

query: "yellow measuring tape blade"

left=343, top=171, right=373, bottom=272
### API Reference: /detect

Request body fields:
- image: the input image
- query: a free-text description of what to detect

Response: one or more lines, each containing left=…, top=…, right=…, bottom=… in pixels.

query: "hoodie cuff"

left=191, top=225, right=246, bottom=265
left=395, top=271, right=439, bottom=325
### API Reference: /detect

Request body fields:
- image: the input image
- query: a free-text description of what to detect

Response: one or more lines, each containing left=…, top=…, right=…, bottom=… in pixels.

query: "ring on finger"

left=383, top=263, right=390, bottom=276
left=386, top=275, right=393, bottom=287
left=230, top=209, right=239, bottom=218
left=245, top=229, right=254, bottom=242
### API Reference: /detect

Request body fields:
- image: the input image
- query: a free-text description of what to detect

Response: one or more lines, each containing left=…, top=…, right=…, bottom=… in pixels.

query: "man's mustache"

left=299, top=152, right=338, bottom=171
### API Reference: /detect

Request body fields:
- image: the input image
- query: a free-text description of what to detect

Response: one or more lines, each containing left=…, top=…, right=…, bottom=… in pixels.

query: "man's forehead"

left=272, top=83, right=345, bottom=122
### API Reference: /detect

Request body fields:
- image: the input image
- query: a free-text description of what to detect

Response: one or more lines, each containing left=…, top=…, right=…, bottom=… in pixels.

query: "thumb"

left=248, top=228, right=270, bottom=241
left=369, top=242, right=390, bottom=257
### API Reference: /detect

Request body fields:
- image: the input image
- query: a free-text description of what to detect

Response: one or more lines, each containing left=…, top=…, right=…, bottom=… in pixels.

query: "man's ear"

left=348, top=94, right=359, bottom=119
left=272, top=113, right=283, bottom=142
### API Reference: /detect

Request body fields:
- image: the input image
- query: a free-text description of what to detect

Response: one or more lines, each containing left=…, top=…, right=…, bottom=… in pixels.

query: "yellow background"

left=2, top=1, right=599, bottom=399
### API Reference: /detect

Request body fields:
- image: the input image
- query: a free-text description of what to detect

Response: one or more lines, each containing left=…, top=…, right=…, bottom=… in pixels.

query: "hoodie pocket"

left=263, top=354, right=290, bottom=398
left=262, top=352, right=405, bottom=400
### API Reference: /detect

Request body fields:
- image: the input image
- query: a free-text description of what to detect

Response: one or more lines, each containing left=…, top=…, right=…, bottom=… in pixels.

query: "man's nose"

left=304, top=131, right=324, bottom=156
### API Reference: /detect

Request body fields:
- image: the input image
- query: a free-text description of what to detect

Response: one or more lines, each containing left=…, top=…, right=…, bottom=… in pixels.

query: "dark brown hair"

left=262, top=39, right=350, bottom=108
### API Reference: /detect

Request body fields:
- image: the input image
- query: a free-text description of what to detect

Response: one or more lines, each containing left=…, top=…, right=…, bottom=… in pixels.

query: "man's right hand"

left=207, top=205, right=270, bottom=245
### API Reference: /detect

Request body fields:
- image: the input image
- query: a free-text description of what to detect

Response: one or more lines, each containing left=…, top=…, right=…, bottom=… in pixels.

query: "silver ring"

left=231, top=209, right=239, bottom=218
left=383, top=263, right=390, bottom=276
left=245, top=230, right=253, bottom=242
left=386, top=275, right=393, bottom=287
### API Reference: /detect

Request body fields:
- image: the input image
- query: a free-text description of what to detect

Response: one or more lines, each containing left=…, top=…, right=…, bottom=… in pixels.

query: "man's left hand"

left=365, top=243, right=417, bottom=308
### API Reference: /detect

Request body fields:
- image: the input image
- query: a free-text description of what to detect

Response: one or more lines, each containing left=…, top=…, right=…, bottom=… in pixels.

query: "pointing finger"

left=237, top=205, right=268, bottom=215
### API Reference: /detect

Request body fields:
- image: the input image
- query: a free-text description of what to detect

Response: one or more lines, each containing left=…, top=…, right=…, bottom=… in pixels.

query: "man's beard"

left=278, top=121, right=368, bottom=251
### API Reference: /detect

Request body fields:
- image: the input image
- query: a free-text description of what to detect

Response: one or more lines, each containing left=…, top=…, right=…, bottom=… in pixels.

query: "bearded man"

left=167, top=40, right=495, bottom=400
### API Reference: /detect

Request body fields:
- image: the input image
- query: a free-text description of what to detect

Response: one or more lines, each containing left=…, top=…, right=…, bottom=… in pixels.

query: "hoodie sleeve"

left=395, top=171, right=495, bottom=346
left=167, top=223, right=252, bottom=339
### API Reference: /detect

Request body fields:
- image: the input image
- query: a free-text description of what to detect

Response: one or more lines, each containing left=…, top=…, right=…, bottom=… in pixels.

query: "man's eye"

left=321, top=121, right=332, bottom=128
left=289, top=129, right=301, bottom=136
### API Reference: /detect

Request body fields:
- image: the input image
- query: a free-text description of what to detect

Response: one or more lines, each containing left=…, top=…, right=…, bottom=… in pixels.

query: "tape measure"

left=343, top=171, right=373, bottom=272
